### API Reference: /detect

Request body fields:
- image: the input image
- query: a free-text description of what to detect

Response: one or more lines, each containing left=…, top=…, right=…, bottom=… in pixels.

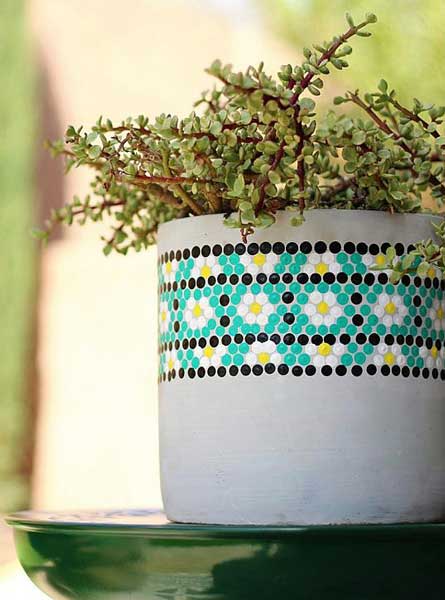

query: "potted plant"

left=41, top=13, right=445, bottom=525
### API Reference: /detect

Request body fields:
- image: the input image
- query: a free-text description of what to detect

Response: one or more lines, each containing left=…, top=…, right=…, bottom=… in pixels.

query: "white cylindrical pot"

left=158, top=209, right=445, bottom=525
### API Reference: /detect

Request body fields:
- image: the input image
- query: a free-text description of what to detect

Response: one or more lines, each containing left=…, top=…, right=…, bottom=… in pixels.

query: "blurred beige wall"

left=29, top=0, right=294, bottom=510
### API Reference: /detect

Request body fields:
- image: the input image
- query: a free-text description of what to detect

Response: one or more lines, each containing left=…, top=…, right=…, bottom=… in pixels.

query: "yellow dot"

left=428, top=267, right=436, bottom=279
left=432, top=347, right=438, bottom=359
left=385, top=302, right=396, bottom=315
left=166, top=261, right=172, bottom=274
left=258, top=352, right=270, bottom=365
left=437, top=307, right=444, bottom=319
left=253, top=253, right=266, bottom=266
left=318, top=342, right=331, bottom=356
left=315, top=262, right=328, bottom=275
left=203, top=346, right=214, bottom=359
left=250, top=302, right=262, bottom=315
left=384, top=352, right=395, bottom=366
left=168, top=359, right=174, bottom=370
left=201, top=265, right=212, bottom=278
left=375, top=255, right=386, bottom=267
left=161, top=311, right=167, bottom=322
left=317, top=301, right=330, bottom=315
left=193, top=304, right=202, bottom=317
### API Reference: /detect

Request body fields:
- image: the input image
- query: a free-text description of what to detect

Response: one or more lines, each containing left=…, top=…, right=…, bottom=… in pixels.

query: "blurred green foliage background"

left=261, top=0, right=445, bottom=104
left=0, top=0, right=35, bottom=511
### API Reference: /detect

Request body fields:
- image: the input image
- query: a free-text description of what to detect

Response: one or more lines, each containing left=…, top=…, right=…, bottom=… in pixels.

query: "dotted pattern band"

left=158, top=241, right=445, bottom=382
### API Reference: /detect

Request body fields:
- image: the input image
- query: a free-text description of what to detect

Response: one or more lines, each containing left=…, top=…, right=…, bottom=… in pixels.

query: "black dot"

left=229, top=365, right=239, bottom=376
left=269, top=273, right=280, bottom=284
left=212, top=244, right=222, bottom=256
left=300, top=241, right=312, bottom=254
left=436, top=340, right=442, bottom=350
left=425, top=278, right=432, bottom=289
left=182, top=339, right=189, bottom=349
left=422, top=368, right=430, bottom=379
left=405, top=335, right=414, bottom=346
left=242, top=273, right=253, bottom=285
left=336, top=365, right=347, bottom=376
left=323, top=273, right=335, bottom=284
left=179, top=368, right=185, bottom=379
left=314, top=241, right=327, bottom=254
left=337, top=272, right=348, bottom=284
left=235, top=243, right=246, bottom=255
left=189, top=338, right=197, bottom=349
left=310, top=273, right=321, bottom=284
left=229, top=274, right=239, bottom=285
left=414, top=316, right=423, bottom=327
left=217, top=366, right=227, bottom=377
left=174, top=321, right=180, bottom=333
left=305, top=365, right=316, bottom=376
left=394, top=243, right=405, bottom=256
left=192, top=246, right=200, bottom=258
left=284, top=312, right=295, bottom=324
left=297, top=273, right=309, bottom=284
left=234, top=333, right=243, bottom=344
left=329, top=241, right=341, bottom=254
left=378, top=273, right=388, bottom=284
left=210, top=336, right=219, bottom=347
left=357, top=242, right=368, bottom=255
left=351, top=365, right=363, bottom=376
left=188, top=368, right=196, bottom=379
left=218, top=273, right=227, bottom=284
left=412, top=366, right=420, bottom=378
left=278, top=364, right=289, bottom=375
left=340, top=334, right=351, bottom=344
left=174, top=340, right=180, bottom=350
left=282, top=273, right=293, bottom=284
left=180, top=280, right=187, bottom=290
left=367, top=364, right=377, bottom=375
left=198, top=277, right=206, bottom=289
left=248, top=243, right=259, bottom=255
left=414, top=276, right=421, bottom=288
left=241, top=365, right=251, bottom=376
left=356, top=333, right=366, bottom=345
left=265, top=363, right=276, bottom=374
left=432, top=368, right=439, bottom=380
left=344, top=242, right=355, bottom=254
left=369, top=334, right=380, bottom=345
left=441, top=370, right=445, bottom=381
left=401, top=275, right=411, bottom=286
left=173, top=299, right=179, bottom=310
left=245, top=333, right=255, bottom=344
left=183, top=248, right=190, bottom=260
left=312, top=334, right=323, bottom=345
left=208, top=366, right=216, bottom=377
left=381, top=242, right=390, bottom=253
left=385, top=334, right=394, bottom=345
left=352, top=315, right=364, bottom=326
left=433, top=277, right=440, bottom=289
left=351, top=293, right=362, bottom=305
left=413, top=295, right=422, bottom=307
left=351, top=273, right=363, bottom=285
left=198, top=337, right=206, bottom=348
left=197, top=367, right=206, bottom=378
left=188, top=278, right=196, bottom=289
left=415, top=336, right=423, bottom=347
left=402, top=366, right=410, bottom=378
left=282, top=292, right=294, bottom=304
left=224, top=244, right=234, bottom=255
left=260, top=242, right=271, bottom=254
left=222, top=335, right=231, bottom=346
left=270, top=334, right=281, bottom=344
left=321, top=365, right=332, bottom=376
left=292, top=365, right=303, bottom=376
left=172, top=281, right=178, bottom=292
left=396, top=334, right=404, bottom=345
left=392, top=365, right=401, bottom=376
left=298, top=334, right=309, bottom=345
left=381, top=365, right=390, bottom=376
left=257, top=332, right=268, bottom=342
left=273, top=242, right=285, bottom=254
left=286, top=242, right=298, bottom=254
left=369, top=243, right=379, bottom=256
left=257, top=273, right=267, bottom=284
left=220, top=294, right=230, bottom=307
left=426, top=338, right=433, bottom=350
left=364, top=273, right=375, bottom=286
left=284, top=333, right=296, bottom=345
left=325, top=334, right=336, bottom=345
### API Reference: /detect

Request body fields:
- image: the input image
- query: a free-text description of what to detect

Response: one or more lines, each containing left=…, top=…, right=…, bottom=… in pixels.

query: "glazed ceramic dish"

left=7, top=509, right=445, bottom=599
left=158, top=210, right=445, bottom=524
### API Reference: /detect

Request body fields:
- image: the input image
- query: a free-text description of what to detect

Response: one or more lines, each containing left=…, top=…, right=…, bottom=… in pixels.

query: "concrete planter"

left=157, top=210, right=445, bottom=525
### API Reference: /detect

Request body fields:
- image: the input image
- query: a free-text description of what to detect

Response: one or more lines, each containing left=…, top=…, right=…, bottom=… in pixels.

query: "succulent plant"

left=39, top=13, right=445, bottom=281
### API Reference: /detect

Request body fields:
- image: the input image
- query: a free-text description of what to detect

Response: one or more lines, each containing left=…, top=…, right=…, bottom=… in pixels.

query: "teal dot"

left=296, top=254, right=307, bottom=266
left=291, top=304, right=302, bottom=315
left=305, top=283, right=315, bottom=293
left=236, top=283, right=247, bottom=296
left=276, top=282, right=285, bottom=294
left=223, top=284, right=233, bottom=295
left=399, top=325, right=408, bottom=336
left=227, top=305, right=236, bottom=317
left=411, top=346, right=419, bottom=357
left=373, top=284, right=383, bottom=295
left=215, top=306, right=224, bottom=317
left=402, top=345, right=410, bottom=356
left=419, top=306, right=427, bottom=317
left=331, top=283, right=341, bottom=294
left=203, top=287, right=211, bottom=297
left=299, top=353, right=310, bottom=366
left=278, top=322, right=289, bottom=334
left=186, top=349, right=193, bottom=360
left=416, top=357, right=424, bottom=368
left=233, top=354, right=244, bottom=366
left=345, top=283, right=355, bottom=295
left=241, top=323, right=253, bottom=335
left=290, top=262, right=301, bottom=274
left=385, top=284, right=395, bottom=295
left=219, top=255, right=227, bottom=266
left=345, top=305, right=355, bottom=317
left=343, top=264, right=354, bottom=276
left=193, top=289, right=202, bottom=300
left=291, top=343, right=302, bottom=355
left=425, top=297, right=433, bottom=309
left=251, top=283, right=261, bottom=294
left=291, top=323, right=302, bottom=335
left=363, top=324, right=372, bottom=335
left=202, top=327, right=210, bottom=337
left=337, top=316, right=348, bottom=329
left=341, top=353, right=353, bottom=366
left=239, top=343, right=249, bottom=354
left=297, top=293, right=308, bottom=305
left=270, top=293, right=281, bottom=304
left=298, top=314, right=309, bottom=326
left=215, top=326, right=225, bottom=337
left=184, top=289, right=191, bottom=300
left=355, top=352, right=366, bottom=365
left=213, top=284, right=222, bottom=295
left=403, top=315, right=411, bottom=326
left=187, top=258, right=194, bottom=269
left=264, top=283, right=273, bottom=294
left=421, top=327, right=428, bottom=338
left=265, top=323, right=274, bottom=334
left=228, top=343, right=237, bottom=355
left=356, top=264, right=367, bottom=274
left=337, top=252, right=348, bottom=264
left=229, top=254, right=239, bottom=265
left=351, top=253, right=363, bottom=265
left=235, top=264, right=245, bottom=275
left=348, top=342, right=358, bottom=354
left=360, top=304, right=371, bottom=316
left=337, top=293, right=348, bottom=305
left=251, top=324, right=260, bottom=334
left=228, top=326, right=238, bottom=337
left=390, top=324, right=399, bottom=336
left=409, top=326, right=417, bottom=337
left=359, top=284, right=369, bottom=295
left=285, top=353, right=296, bottom=366
left=367, top=293, right=377, bottom=304
left=281, top=253, right=292, bottom=265
left=277, top=304, right=287, bottom=316
left=346, top=324, right=357, bottom=336
left=307, top=324, right=316, bottom=336
left=419, top=286, right=427, bottom=298
left=275, top=263, right=285, bottom=274
left=232, top=294, right=241, bottom=305
left=329, top=324, right=340, bottom=335
left=177, top=311, right=183, bottom=321
left=318, top=324, right=328, bottom=336
left=277, top=343, right=287, bottom=355
left=192, top=357, right=199, bottom=369
left=269, top=314, right=280, bottom=326
left=222, top=354, right=231, bottom=366
left=318, top=282, right=329, bottom=294
left=407, top=356, right=415, bottom=367
left=409, top=306, right=417, bottom=317
left=363, top=343, right=374, bottom=355
left=397, top=284, right=406, bottom=295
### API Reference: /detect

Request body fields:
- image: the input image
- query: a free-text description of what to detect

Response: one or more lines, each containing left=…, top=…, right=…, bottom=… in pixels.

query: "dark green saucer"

left=6, top=509, right=445, bottom=599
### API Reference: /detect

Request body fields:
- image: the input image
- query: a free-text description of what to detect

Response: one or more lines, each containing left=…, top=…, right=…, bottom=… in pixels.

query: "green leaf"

left=352, top=131, right=366, bottom=145
left=210, top=121, right=223, bottom=135
left=88, top=145, right=102, bottom=160
left=268, top=170, right=281, bottom=185
left=378, top=79, right=388, bottom=93
left=233, top=173, right=245, bottom=196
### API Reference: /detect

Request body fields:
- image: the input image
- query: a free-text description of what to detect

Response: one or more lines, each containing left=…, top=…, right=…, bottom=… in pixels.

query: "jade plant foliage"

left=43, top=13, right=445, bottom=281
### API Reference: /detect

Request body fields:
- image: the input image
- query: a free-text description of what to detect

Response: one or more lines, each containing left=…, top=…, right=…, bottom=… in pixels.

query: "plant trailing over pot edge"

left=38, top=12, right=445, bottom=283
